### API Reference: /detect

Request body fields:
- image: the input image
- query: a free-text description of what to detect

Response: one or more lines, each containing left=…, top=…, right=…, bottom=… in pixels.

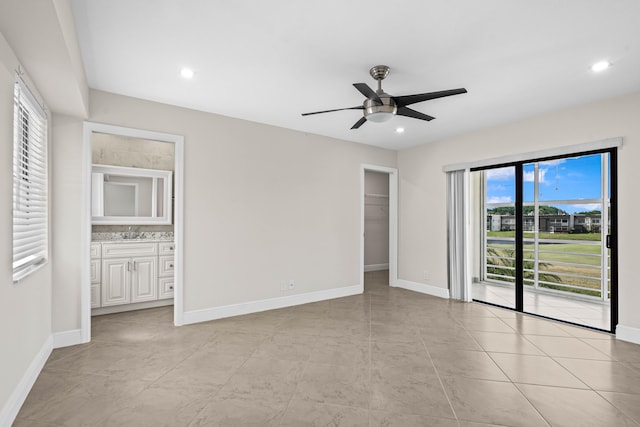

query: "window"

left=13, top=76, right=48, bottom=282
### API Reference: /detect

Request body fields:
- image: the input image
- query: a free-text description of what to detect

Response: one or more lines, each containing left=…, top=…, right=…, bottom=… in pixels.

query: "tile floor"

left=15, top=270, right=640, bottom=426
left=473, top=282, right=611, bottom=330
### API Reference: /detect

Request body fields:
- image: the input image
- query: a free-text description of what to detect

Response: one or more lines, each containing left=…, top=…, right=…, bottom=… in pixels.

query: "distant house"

left=488, top=214, right=602, bottom=233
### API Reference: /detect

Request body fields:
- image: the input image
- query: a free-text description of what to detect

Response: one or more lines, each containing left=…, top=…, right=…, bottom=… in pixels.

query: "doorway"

left=81, top=122, right=185, bottom=343
left=360, top=165, right=398, bottom=291
left=471, top=149, right=617, bottom=332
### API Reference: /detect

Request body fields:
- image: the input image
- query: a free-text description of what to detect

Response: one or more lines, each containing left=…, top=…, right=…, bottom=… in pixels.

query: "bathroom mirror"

left=92, top=164, right=173, bottom=224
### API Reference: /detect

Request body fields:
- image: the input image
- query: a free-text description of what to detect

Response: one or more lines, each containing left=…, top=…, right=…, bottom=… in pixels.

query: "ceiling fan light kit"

left=302, top=65, right=467, bottom=129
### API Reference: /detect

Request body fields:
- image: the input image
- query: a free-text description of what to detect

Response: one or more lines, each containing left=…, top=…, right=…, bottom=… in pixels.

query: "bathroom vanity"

left=91, top=234, right=174, bottom=315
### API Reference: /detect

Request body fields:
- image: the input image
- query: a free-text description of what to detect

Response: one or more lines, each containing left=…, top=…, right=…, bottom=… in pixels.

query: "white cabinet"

left=90, top=243, right=102, bottom=308
left=102, top=258, right=131, bottom=306
left=158, top=242, right=175, bottom=300
left=93, top=240, right=173, bottom=310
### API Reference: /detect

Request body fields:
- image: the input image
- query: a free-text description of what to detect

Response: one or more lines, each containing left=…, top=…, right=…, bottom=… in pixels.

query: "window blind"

left=13, top=75, right=48, bottom=282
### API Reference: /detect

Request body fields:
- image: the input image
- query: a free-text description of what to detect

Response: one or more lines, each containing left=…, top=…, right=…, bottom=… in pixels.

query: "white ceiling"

left=70, top=0, right=640, bottom=150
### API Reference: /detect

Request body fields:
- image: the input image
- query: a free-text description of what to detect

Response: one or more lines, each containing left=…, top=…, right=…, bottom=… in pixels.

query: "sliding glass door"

left=472, top=150, right=617, bottom=332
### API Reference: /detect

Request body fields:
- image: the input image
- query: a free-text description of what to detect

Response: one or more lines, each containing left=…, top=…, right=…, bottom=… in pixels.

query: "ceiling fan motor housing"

left=364, top=95, right=396, bottom=122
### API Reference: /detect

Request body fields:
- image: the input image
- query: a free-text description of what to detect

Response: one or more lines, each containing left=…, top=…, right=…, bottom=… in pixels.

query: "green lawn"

left=486, top=241, right=608, bottom=297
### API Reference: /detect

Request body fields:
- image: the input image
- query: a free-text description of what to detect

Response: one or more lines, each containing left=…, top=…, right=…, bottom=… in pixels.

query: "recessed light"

left=591, top=61, right=610, bottom=72
left=395, top=127, right=405, bottom=134
left=180, top=68, right=195, bottom=79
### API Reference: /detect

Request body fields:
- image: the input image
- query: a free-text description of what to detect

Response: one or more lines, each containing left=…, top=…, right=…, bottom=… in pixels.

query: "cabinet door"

left=102, top=258, right=130, bottom=306
left=158, top=255, right=174, bottom=277
left=158, top=277, right=174, bottom=300
left=131, top=256, right=158, bottom=303
left=90, top=259, right=101, bottom=283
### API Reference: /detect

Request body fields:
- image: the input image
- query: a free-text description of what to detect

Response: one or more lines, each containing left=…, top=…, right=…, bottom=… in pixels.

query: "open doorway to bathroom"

left=81, top=122, right=184, bottom=343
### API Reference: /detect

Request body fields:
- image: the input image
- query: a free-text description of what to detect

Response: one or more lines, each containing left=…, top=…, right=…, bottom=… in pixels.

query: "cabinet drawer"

left=102, top=242, right=158, bottom=258
left=91, top=284, right=101, bottom=308
left=159, top=255, right=174, bottom=277
left=159, top=242, right=175, bottom=255
left=90, top=243, right=101, bottom=259
left=158, top=277, right=174, bottom=300
left=90, top=259, right=101, bottom=283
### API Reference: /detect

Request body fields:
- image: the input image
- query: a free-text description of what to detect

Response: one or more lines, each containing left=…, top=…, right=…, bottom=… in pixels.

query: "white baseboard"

left=182, top=284, right=361, bottom=325
left=91, top=299, right=173, bottom=316
left=394, top=279, right=450, bottom=299
left=53, top=329, right=84, bottom=349
left=364, top=263, right=389, bottom=272
left=0, top=335, right=52, bottom=427
left=616, top=324, right=640, bottom=345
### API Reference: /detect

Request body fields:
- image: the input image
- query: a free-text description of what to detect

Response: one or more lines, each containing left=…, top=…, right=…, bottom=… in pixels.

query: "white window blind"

left=13, top=75, right=48, bottom=282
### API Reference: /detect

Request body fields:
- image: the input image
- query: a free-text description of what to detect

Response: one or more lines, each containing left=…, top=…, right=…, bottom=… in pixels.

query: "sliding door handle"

left=606, top=234, right=611, bottom=249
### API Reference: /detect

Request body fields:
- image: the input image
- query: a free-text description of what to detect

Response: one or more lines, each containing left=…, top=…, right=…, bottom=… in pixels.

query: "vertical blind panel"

left=13, top=75, right=48, bottom=281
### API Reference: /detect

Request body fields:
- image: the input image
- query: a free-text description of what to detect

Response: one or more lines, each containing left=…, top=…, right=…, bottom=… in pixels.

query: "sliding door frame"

left=471, top=147, right=618, bottom=333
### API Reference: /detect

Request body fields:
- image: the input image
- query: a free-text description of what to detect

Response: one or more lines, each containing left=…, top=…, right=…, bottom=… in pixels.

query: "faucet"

left=127, top=226, right=133, bottom=239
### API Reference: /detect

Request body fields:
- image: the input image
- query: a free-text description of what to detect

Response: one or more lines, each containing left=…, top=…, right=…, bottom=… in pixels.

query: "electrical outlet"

left=280, top=280, right=287, bottom=291
left=288, top=280, right=295, bottom=290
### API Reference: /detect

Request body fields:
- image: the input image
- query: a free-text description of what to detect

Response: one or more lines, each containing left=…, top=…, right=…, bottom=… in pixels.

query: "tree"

left=487, top=205, right=568, bottom=215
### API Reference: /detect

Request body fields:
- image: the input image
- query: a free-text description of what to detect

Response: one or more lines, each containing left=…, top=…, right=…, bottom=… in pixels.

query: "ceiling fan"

left=302, top=65, right=467, bottom=129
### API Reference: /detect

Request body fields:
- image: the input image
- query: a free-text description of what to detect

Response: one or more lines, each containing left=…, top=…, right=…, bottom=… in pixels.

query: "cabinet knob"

left=169, top=246, right=174, bottom=251
left=169, top=263, right=174, bottom=268
left=169, top=286, right=174, bottom=290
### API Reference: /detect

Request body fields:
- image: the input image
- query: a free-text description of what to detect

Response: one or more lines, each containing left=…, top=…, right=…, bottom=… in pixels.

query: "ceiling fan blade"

left=301, top=106, right=364, bottom=116
left=397, top=106, right=435, bottom=121
left=393, top=88, right=467, bottom=107
left=351, top=117, right=367, bottom=129
left=353, top=83, right=382, bottom=105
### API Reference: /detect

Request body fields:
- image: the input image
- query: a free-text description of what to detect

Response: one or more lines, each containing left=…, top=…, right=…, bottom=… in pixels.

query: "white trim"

left=361, top=164, right=399, bottom=290
left=395, top=279, right=451, bottom=299
left=52, top=329, right=83, bottom=349
left=442, top=137, right=623, bottom=172
left=0, top=335, right=52, bottom=427
left=91, top=299, right=173, bottom=316
left=182, top=285, right=361, bottom=325
left=616, top=324, right=640, bottom=345
left=81, top=122, right=186, bottom=345
left=364, top=263, right=390, bottom=272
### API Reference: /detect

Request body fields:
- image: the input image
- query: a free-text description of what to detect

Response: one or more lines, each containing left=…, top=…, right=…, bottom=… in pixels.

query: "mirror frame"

left=91, top=164, right=173, bottom=225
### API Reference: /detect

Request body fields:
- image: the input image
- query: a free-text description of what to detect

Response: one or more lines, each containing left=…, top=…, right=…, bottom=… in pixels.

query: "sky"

left=484, top=153, right=607, bottom=214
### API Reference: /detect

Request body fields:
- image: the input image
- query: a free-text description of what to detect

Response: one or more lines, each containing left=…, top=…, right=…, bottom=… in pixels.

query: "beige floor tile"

left=429, top=347, right=509, bottom=381
left=469, top=331, right=544, bottom=355
left=421, top=327, right=484, bottom=351
left=16, top=272, right=640, bottom=426
left=457, top=316, right=516, bottom=333
left=151, top=348, right=247, bottom=393
left=308, top=336, right=369, bottom=367
left=252, top=333, right=317, bottom=361
left=280, top=400, right=369, bottom=427
left=441, top=376, right=549, bottom=426
left=524, top=335, right=611, bottom=360
left=370, top=410, right=459, bottom=427
left=370, top=370, right=455, bottom=419
left=581, top=337, right=640, bottom=363
left=200, top=330, right=268, bottom=356
left=18, top=369, right=149, bottom=426
left=517, top=383, right=638, bottom=427
left=188, top=396, right=286, bottom=426
left=598, top=391, right=640, bottom=424
left=500, top=317, right=572, bottom=337
left=555, top=357, right=640, bottom=394
left=294, top=363, right=370, bottom=408
left=97, top=383, right=211, bottom=427
left=489, top=352, right=588, bottom=388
